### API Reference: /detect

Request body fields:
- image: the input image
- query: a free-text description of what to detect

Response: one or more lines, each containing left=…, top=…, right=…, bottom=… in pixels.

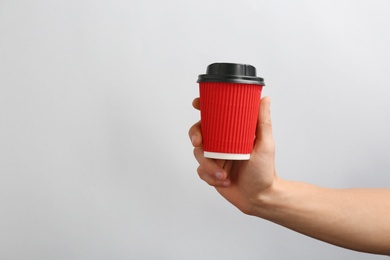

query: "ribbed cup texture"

left=199, top=82, right=263, bottom=154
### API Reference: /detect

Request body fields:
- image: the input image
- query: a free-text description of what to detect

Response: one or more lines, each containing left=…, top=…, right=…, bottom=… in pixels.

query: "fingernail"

left=222, top=180, right=231, bottom=186
left=215, top=172, right=224, bottom=180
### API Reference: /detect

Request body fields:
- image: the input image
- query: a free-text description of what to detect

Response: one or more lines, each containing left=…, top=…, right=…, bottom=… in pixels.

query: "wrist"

left=250, top=176, right=289, bottom=219
left=250, top=178, right=325, bottom=227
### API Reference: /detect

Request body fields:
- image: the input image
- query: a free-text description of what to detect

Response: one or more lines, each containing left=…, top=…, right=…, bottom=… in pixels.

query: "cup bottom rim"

left=204, top=152, right=250, bottom=160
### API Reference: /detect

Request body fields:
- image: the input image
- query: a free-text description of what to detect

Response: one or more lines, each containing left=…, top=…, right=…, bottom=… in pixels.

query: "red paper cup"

left=197, top=63, right=265, bottom=160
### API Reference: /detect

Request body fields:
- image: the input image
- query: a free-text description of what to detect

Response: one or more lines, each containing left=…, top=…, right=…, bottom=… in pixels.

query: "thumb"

left=253, top=96, right=274, bottom=153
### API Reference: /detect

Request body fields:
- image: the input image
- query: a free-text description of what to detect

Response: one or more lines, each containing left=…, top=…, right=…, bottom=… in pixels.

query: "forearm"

left=253, top=178, right=390, bottom=254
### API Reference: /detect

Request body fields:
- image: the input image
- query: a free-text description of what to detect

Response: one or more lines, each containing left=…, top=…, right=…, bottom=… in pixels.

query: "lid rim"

left=197, top=62, right=265, bottom=86
left=197, top=74, right=265, bottom=85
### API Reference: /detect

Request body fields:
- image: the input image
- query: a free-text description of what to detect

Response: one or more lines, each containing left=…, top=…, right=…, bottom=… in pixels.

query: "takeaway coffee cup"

left=197, top=62, right=265, bottom=160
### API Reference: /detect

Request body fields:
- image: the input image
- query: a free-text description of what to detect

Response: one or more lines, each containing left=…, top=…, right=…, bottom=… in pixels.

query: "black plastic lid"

left=197, top=62, right=265, bottom=85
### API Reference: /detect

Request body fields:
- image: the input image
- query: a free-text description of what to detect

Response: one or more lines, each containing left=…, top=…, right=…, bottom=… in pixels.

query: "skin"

left=189, top=96, right=390, bottom=255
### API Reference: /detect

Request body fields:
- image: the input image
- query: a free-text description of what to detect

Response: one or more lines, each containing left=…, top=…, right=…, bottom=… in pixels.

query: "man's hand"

left=189, top=96, right=279, bottom=215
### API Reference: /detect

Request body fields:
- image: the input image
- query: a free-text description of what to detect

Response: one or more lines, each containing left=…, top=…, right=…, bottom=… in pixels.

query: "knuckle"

left=260, top=120, right=272, bottom=128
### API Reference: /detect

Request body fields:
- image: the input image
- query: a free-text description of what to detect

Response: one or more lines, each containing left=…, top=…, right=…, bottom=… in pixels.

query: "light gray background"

left=1, top=0, right=390, bottom=259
